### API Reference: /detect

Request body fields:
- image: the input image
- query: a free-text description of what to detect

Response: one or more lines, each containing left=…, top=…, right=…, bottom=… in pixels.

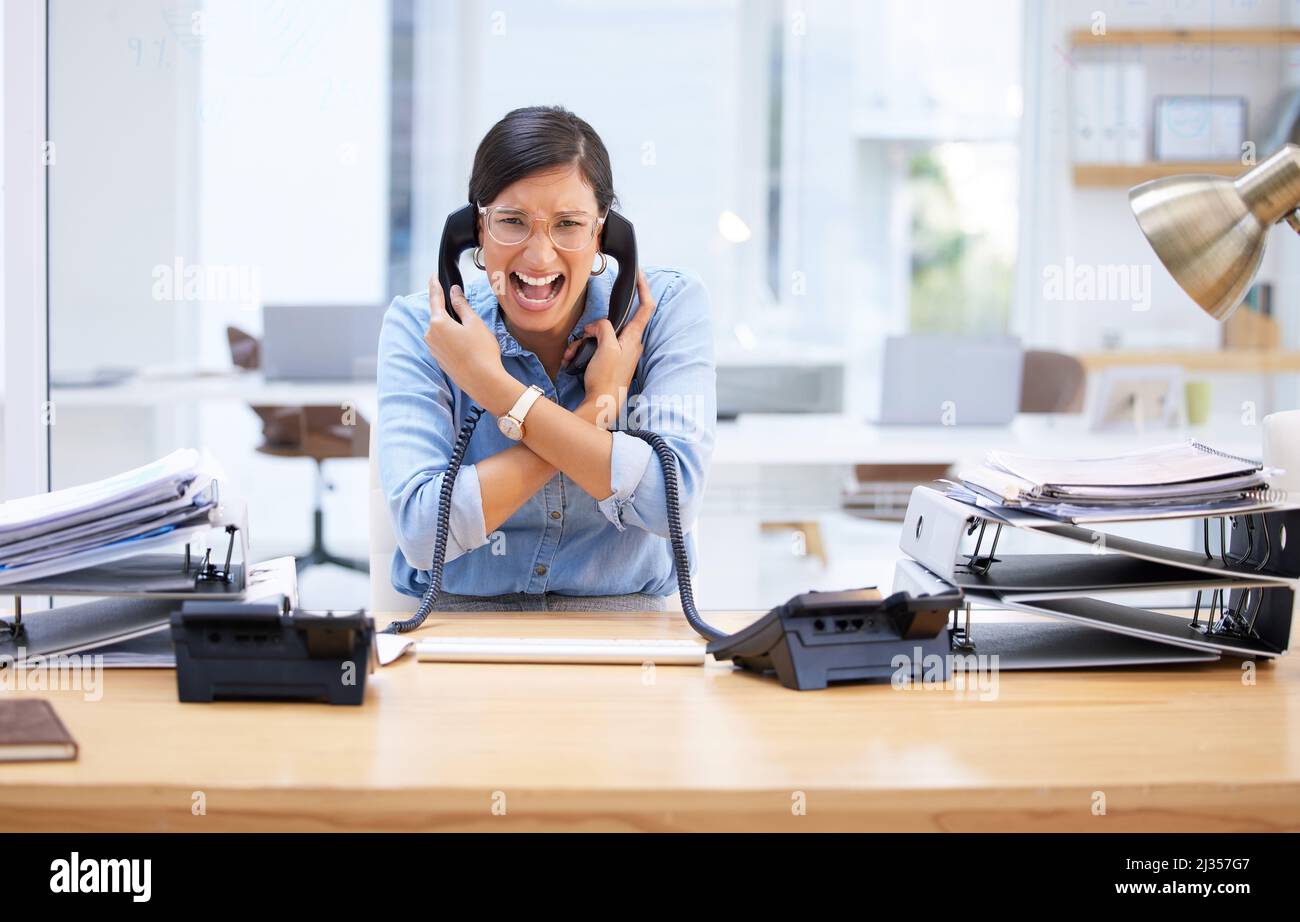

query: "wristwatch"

left=498, top=384, right=546, bottom=441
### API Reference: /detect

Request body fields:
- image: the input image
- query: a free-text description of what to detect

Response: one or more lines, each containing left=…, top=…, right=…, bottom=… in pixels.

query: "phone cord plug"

left=383, top=405, right=486, bottom=634
left=621, top=429, right=729, bottom=643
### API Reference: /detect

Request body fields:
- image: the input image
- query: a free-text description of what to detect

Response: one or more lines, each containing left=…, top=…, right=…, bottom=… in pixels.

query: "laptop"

left=875, top=334, right=1023, bottom=426
left=261, top=304, right=386, bottom=382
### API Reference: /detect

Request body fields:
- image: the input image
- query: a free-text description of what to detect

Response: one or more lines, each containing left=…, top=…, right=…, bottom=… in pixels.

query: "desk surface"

left=1, top=610, right=1297, bottom=832
left=50, top=370, right=376, bottom=409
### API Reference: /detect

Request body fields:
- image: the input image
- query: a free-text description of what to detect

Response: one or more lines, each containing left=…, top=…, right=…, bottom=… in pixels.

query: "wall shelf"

left=1070, top=28, right=1300, bottom=47
left=1073, top=161, right=1244, bottom=187
left=1079, top=350, right=1300, bottom=375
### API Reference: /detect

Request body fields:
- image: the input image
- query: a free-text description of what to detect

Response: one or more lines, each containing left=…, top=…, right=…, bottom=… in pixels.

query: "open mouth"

left=510, top=271, right=565, bottom=311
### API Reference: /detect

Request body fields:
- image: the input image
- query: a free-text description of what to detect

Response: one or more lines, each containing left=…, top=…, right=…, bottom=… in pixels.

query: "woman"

left=377, top=106, right=716, bottom=612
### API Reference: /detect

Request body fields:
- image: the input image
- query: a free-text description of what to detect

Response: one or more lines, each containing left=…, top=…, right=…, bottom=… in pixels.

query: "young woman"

left=377, top=106, right=716, bottom=612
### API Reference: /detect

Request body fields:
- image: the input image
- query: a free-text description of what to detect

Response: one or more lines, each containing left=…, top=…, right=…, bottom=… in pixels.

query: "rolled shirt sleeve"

left=595, top=270, right=717, bottom=538
left=377, top=293, right=491, bottom=569
left=596, top=432, right=653, bottom=530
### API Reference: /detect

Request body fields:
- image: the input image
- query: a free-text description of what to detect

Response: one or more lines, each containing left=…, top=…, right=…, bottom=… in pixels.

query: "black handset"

left=433, top=204, right=639, bottom=373
left=566, top=210, right=638, bottom=374
left=435, top=204, right=478, bottom=321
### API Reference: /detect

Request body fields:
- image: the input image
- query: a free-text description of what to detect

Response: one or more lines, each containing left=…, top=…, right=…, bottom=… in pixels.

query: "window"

left=908, top=141, right=1020, bottom=334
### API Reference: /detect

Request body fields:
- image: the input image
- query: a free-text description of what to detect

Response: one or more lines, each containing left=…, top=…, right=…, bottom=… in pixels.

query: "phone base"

left=706, top=588, right=961, bottom=690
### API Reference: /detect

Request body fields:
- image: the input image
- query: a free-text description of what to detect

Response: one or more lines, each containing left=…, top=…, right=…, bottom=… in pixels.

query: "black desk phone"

left=383, top=205, right=962, bottom=691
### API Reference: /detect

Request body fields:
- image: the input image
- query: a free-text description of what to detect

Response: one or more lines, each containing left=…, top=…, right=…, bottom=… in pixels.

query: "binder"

left=895, top=485, right=1298, bottom=667
left=1073, top=62, right=1123, bottom=164
left=1119, top=62, right=1147, bottom=164
left=1098, top=61, right=1123, bottom=163
left=1072, top=62, right=1104, bottom=163
left=0, top=505, right=297, bottom=667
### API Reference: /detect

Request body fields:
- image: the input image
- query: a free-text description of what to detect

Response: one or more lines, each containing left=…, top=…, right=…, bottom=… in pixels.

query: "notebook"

left=985, top=441, right=1262, bottom=495
left=0, top=699, right=78, bottom=762
left=957, top=440, right=1271, bottom=521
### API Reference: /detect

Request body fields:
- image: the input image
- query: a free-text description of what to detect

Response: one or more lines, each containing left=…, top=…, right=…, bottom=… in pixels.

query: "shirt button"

left=549, top=510, right=561, bottom=520
left=534, top=565, right=547, bottom=576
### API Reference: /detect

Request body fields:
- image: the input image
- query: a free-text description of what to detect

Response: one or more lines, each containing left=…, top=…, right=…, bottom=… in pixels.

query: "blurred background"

left=6, top=0, right=1300, bottom=609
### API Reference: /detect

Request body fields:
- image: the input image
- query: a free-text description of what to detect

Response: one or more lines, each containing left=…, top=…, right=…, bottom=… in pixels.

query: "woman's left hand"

left=423, top=277, right=508, bottom=406
left=567, top=270, right=657, bottom=428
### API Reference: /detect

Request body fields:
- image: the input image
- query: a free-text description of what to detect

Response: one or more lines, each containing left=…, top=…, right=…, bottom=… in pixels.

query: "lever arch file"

left=895, top=485, right=1298, bottom=667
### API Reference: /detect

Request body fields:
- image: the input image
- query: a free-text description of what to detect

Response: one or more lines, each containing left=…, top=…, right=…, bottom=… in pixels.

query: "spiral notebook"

left=987, top=441, right=1262, bottom=493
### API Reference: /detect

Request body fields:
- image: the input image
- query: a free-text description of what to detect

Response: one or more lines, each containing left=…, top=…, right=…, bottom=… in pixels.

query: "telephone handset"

left=433, top=203, right=639, bottom=375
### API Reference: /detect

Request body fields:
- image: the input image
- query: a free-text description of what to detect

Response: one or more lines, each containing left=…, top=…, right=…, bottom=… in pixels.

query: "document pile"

left=0, top=450, right=225, bottom=586
left=953, top=440, right=1275, bottom=524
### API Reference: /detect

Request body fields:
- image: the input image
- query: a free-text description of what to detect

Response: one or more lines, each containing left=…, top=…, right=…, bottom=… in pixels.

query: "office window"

left=908, top=141, right=1019, bottom=334
left=847, top=0, right=1024, bottom=338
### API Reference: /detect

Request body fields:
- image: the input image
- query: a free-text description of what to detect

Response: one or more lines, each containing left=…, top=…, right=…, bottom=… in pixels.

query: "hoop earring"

left=592, top=252, right=608, bottom=276
left=472, top=246, right=486, bottom=271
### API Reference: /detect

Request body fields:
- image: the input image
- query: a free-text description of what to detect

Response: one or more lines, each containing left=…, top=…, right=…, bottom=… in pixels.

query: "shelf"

left=1070, top=27, right=1300, bottom=47
left=1079, top=350, right=1300, bottom=375
left=1073, top=161, right=1243, bottom=187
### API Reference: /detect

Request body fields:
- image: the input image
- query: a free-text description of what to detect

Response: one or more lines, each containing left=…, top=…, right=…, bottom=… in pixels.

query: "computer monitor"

left=261, top=304, right=386, bottom=382
left=876, top=334, right=1023, bottom=426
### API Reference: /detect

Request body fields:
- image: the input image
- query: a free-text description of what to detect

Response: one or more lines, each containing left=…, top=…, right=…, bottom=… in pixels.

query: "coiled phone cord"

left=383, top=405, right=486, bottom=634
left=621, top=429, right=728, bottom=642
left=382, top=409, right=729, bottom=643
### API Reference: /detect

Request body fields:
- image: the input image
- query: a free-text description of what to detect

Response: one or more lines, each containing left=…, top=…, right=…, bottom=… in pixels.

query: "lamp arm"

left=1238, top=144, right=1300, bottom=226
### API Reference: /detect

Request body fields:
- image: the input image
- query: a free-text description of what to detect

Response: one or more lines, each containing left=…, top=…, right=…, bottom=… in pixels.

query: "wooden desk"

left=1, top=610, right=1297, bottom=832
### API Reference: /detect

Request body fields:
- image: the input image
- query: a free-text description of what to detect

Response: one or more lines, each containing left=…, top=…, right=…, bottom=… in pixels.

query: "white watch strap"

left=507, top=384, right=546, bottom=426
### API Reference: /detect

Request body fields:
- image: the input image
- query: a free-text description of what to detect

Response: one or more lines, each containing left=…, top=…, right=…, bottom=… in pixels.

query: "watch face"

left=498, top=415, right=523, bottom=441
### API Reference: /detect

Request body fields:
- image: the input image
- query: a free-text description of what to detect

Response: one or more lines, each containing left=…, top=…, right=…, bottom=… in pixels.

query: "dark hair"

left=468, top=106, right=617, bottom=213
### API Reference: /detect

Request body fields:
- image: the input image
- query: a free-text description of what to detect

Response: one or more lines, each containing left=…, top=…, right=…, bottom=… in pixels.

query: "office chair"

left=1019, top=350, right=1086, bottom=413
left=228, top=326, right=370, bottom=576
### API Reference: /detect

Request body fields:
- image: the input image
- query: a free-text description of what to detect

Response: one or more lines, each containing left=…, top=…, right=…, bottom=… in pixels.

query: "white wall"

left=47, top=0, right=200, bottom=377
left=44, top=0, right=201, bottom=489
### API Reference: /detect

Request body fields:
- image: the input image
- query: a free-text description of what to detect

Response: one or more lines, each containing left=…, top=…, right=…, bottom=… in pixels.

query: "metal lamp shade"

left=1129, top=144, right=1300, bottom=321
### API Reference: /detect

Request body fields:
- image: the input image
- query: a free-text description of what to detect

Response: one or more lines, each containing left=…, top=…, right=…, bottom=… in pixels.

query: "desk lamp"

left=1129, top=144, right=1300, bottom=319
left=1129, top=145, right=1300, bottom=635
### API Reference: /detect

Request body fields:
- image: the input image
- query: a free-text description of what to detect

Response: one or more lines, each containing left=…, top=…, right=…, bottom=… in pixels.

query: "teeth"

left=514, top=271, right=561, bottom=286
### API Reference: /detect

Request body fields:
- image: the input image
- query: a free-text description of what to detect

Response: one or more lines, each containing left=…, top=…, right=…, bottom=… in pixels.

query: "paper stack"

left=953, top=440, right=1274, bottom=524
left=0, top=449, right=225, bottom=586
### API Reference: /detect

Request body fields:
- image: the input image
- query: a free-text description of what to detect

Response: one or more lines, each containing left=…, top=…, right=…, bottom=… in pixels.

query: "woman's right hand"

left=567, top=271, right=656, bottom=429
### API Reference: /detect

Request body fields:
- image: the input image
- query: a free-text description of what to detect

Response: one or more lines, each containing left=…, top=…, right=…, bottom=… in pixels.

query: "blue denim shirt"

left=377, top=266, right=717, bottom=600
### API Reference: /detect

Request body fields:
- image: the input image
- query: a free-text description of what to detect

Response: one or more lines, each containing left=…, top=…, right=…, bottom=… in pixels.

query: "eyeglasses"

left=477, top=204, right=605, bottom=251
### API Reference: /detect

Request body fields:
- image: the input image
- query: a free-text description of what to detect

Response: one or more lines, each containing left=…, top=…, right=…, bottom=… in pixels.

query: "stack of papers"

left=0, top=450, right=223, bottom=586
left=954, top=441, right=1276, bottom=523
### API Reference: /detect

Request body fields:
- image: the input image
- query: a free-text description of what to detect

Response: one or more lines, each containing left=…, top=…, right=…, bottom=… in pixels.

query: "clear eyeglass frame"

left=476, top=203, right=606, bottom=251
